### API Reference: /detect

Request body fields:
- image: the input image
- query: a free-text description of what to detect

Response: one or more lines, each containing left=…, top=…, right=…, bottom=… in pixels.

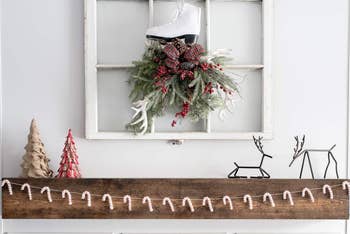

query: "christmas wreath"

left=127, top=39, right=239, bottom=134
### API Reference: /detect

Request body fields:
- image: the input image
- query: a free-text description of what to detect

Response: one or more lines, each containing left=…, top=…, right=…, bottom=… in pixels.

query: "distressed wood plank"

left=2, top=178, right=349, bottom=219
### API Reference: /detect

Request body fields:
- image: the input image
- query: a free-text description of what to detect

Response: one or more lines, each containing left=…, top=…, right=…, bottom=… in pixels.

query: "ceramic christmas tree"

left=56, top=129, right=81, bottom=178
left=21, top=119, right=53, bottom=178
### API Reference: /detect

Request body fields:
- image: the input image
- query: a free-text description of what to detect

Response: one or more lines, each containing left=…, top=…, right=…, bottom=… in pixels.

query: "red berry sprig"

left=172, top=102, right=190, bottom=127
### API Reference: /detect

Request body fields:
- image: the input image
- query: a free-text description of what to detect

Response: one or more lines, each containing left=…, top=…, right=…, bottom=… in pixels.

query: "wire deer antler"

left=294, top=135, right=305, bottom=156
left=130, top=99, right=149, bottom=135
left=253, top=136, right=264, bottom=154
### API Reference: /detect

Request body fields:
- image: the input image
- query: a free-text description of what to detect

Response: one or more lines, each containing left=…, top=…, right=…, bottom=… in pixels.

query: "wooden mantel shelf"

left=2, top=178, right=349, bottom=219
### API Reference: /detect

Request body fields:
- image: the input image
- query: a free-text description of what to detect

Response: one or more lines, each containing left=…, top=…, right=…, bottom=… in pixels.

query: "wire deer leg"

left=299, top=153, right=307, bottom=179
left=324, top=153, right=331, bottom=179
left=329, top=151, right=339, bottom=179
left=260, top=168, right=270, bottom=178
left=306, top=151, right=315, bottom=179
left=227, top=168, right=238, bottom=178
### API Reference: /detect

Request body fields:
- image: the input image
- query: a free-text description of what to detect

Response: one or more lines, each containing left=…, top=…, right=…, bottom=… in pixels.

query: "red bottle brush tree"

left=56, top=129, right=81, bottom=178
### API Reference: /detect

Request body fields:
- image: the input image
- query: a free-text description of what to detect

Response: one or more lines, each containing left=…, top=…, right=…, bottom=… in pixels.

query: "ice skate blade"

left=146, top=34, right=198, bottom=44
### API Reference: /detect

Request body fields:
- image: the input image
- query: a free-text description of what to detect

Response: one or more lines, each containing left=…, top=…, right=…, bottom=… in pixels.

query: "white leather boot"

left=146, top=3, right=201, bottom=44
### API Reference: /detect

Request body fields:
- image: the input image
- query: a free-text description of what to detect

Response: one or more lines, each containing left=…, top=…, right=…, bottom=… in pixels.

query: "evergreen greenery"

left=126, top=40, right=239, bottom=134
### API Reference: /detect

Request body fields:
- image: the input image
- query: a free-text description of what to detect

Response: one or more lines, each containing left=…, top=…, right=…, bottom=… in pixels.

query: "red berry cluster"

left=204, top=82, right=214, bottom=94
left=219, top=85, right=233, bottom=95
left=172, top=102, right=190, bottom=127
left=180, top=70, right=194, bottom=80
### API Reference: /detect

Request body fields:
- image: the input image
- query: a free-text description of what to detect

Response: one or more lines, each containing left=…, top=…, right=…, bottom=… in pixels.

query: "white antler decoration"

left=243, top=194, right=253, bottom=210
left=21, top=183, right=32, bottom=200
left=142, top=196, right=153, bottom=212
left=322, top=184, right=334, bottom=200
left=202, top=197, right=214, bottom=212
left=182, top=197, right=195, bottom=212
left=82, top=191, right=91, bottom=207
left=223, top=195, right=233, bottom=210
left=123, top=195, right=132, bottom=211
left=40, top=186, right=52, bottom=203
left=283, top=190, right=294, bottom=206
left=130, top=99, right=149, bottom=135
left=62, top=189, right=72, bottom=205
left=162, top=197, right=175, bottom=212
left=2, top=179, right=13, bottom=195
left=342, top=181, right=350, bottom=195
left=263, top=192, right=275, bottom=207
left=302, top=187, right=315, bottom=203
left=102, top=194, right=114, bottom=210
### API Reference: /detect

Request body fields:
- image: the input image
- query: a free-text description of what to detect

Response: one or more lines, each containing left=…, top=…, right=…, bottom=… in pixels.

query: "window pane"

left=97, top=1, right=148, bottom=64
left=97, top=70, right=133, bottom=132
left=210, top=1, right=262, bottom=64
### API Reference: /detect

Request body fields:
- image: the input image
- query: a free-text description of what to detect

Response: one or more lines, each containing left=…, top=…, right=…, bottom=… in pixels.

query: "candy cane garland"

left=123, top=195, right=132, bottom=211
left=102, top=194, right=114, bottom=210
left=322, top=184, right=334, bottom=200
left=81, top=191, right=91, bottom=207
left=342, top=181, right=350, bottom=195
left=302, top=187, right=315, bottom=203
left=243, top=194, right=253, bottom=210
left=62, top=189, right=72, bottom=205
left=263, top=192, right=275, bottom=207
left=182, top=197, right=195, bottom=212
left=3, top=180, right=349, bottom=213
left=2, top=179, right=13, bottom=195
left=162, top=197, right=175, bottom=212
left=202, top=196, right=214, bottom=212
left=21, top=183, right=32, bottom=200
left=223, top=195, right=233, bottom=210
left=142, top=196, right=154, bottom=212
left=282, top=190, right=294, bottom=206
left=40, top=186, right=52, bottom=203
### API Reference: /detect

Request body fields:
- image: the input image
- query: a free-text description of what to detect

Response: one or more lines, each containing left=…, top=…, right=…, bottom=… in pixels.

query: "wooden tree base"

left=2, top=178, right=349, bottom=219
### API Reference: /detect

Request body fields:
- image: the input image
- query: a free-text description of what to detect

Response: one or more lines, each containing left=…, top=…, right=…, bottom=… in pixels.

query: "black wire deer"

left=289, top=135, right=339, bottom=179
left=228, top=136, right=272, bottom=179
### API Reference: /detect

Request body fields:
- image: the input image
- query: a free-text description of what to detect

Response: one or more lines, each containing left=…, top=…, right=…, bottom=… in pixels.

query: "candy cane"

left=342, top=181, right=350, bottom=195
left=81, top=191, right=91, bottom=207
left=202, top=197, right=214, bottom=212
left=182, top=197, right=195, bottom=212
left=2, top=179, right=13, bottom=195
left=263, top=192, right=275, bottom=207
left=322, top=184, right=334, bottom=200
left=162, top=197, right=175, bottom=212
left=123, top=195, right=132, bottom=211
left=142, top=196, right=153, bottom=212
left=283, top=190, right=294, bottom=206
left=302, top=187, right=315, bottom=203
left=223, top=195, right=233, bottom=210
left=102, top=194, right=114, bottom=210
left=243, top=194, right=253, bottom=210
left=21, top=183, right=32, bottom=200
left=62, top=189, right=72, bottom=205
left=40, top=186, right=52, bottom=203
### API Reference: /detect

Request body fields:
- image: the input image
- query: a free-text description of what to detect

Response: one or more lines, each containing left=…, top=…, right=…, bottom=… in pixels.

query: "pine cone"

left=184, top=44, right=205, bottom=62
left=165, top=58, right=179, bottom=70
left=163, top=43, right=180, bottom=60
left=180, top=62, right=195, bottom=70
left=173, top=38, right=187, bottom=55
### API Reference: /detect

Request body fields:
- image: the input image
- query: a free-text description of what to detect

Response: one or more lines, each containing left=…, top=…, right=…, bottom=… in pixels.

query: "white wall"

left=1, top=0, right=349, bottom=233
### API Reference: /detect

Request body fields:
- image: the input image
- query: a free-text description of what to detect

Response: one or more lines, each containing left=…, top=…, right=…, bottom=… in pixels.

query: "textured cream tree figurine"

left=21, top=119, right=53, bottom=178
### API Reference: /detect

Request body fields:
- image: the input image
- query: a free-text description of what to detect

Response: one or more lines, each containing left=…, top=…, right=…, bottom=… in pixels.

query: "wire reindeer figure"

left=228, top=136, right=272, bottom=179
left=289, top=135, right=339, bottom=179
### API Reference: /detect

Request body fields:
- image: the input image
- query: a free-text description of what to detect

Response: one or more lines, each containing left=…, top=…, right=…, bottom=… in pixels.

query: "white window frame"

left=84, top=0, right=273, bottom=140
